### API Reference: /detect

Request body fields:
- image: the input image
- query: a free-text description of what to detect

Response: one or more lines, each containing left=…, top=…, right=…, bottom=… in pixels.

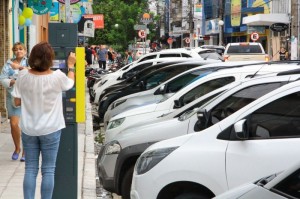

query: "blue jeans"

left=22, top=130, right=61, bottom=199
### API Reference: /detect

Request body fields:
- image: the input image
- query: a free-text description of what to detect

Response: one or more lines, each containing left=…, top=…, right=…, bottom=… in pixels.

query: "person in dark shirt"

left=85, top=46, right=93, bottom=66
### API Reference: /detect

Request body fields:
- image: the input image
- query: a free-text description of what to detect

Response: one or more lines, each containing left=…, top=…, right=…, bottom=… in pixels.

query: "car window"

left=145, top=72, right=168, bottom=89
left=139, top=55, right=156, bottom=62
left=211, top=83, right=283, bottom=124
left=198, top=51, right=223, bottom=60
left=141, top=67, right=191, bottom=90
left=272, top=168, right=300, bottom=198
left=159, top=53, right=181, bottom=58
left=181, top=53, right=192, bottom=58
left=123, top=62, right=153, bottom=79
left=181, top=76, right=235, bottom=106
left=166, top=69, right=214, bottom=93
left=226, top=45, right=263, bottom=54
left=248, top=92, right=300, bottom=139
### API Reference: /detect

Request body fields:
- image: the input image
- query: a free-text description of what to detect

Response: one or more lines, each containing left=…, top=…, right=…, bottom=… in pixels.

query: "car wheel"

left=174, top=193, right=209, bottom=199
left=120, top=166, right=134, bottom=199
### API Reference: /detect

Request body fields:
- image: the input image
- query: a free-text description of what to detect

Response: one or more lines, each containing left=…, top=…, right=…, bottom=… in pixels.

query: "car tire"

left=120, top=166, right=134, bottom=199
left=174, top=193, right=208, bottom=199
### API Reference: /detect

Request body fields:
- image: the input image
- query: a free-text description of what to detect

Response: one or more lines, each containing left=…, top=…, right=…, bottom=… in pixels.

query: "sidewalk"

left=0, top=91, right=97, bottom=199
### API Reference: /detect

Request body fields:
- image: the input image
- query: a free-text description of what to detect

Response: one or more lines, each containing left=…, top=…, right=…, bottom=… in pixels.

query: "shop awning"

left=242, top=14, right=290, bottom=26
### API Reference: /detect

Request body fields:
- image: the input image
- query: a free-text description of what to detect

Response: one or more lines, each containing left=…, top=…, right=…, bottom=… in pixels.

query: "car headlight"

left=105, top=141, right=121, bottom=155
left=135, top=147, right=179, bottom=175
left=101, top=80, right=107, bottom=86
left=111, top=99, right=127, bottom=109
left=97, top=80, right=107, bottom=88
left=107, top=117, right=125, bottom=130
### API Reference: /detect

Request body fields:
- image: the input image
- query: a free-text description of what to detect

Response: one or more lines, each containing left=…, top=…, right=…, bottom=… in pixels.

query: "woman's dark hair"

left=28, top=41, right=55, bottom=72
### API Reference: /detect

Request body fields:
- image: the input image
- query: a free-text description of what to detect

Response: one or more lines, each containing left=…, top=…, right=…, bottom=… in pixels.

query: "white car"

left=98, top=68, right=300, bottom=199
left=105, top=62, right=300, bottom=142
left=131, top=78, right=300, bottom=199
left=137, top=47, right=223, bottom=62
left=103, top=61, right=261, bottom=126
left=92, top=57, right=189, bottom=105
left=214, top=161, right=300, bottom=199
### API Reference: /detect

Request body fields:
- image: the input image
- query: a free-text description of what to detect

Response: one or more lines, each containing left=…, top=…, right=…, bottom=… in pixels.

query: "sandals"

left=20, top=156, right=25, bottom=162
left=12, top=151, right=25, bottom=162
left=11, top=152, right=19, bottom=160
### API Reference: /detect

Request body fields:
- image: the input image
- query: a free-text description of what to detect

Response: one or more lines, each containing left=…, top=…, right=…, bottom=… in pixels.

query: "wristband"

left=68, top=68, right=75, bottom=72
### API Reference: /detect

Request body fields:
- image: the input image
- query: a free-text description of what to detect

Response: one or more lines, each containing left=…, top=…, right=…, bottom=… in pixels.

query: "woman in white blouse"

left=12, top=41, right=76, bottom=199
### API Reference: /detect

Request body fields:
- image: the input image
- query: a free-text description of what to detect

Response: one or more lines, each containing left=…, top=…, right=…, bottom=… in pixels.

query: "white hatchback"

left=131, top=78, right=300, bottom=199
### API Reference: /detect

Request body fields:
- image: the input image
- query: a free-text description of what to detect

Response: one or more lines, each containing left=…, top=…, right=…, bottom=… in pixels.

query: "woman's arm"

left=13, top=97, right=21, bottom=107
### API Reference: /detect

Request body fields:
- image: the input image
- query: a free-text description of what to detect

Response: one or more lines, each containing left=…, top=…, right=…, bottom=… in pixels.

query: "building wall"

left=0, top=0, right=10, bottom=118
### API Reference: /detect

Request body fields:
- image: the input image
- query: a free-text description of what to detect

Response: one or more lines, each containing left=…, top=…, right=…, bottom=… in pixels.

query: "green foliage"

left=95, top=131, right=105, bottom=144
left=89, top=0, right=150, bottom=52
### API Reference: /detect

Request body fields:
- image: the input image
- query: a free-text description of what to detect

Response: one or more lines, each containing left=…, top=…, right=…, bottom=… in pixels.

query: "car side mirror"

left=173, top=99, right=182, bottom=109
left=154, top=85, right=166, bottom=95
left=194, top=109, right=212, bottom=131
left=234, top=119, right=248, bottom=139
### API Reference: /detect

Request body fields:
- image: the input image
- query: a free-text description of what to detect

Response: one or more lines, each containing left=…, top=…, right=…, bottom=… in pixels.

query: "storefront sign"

left=270, top=23, right=288, bottom=32
left=58, top=0, right=81, bottom=4
left=28, top=0, right=52, bottom=15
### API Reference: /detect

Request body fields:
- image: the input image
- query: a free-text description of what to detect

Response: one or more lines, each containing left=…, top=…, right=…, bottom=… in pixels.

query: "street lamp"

left=218, top=20, right=224, bottom=46
left=114, top=24, right=119, bottom=28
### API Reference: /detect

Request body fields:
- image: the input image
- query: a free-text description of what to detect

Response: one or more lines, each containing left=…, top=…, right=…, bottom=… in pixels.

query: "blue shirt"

left=98, top=48, right=108, bottom=61
left=0, top=57, right=28, bottom=94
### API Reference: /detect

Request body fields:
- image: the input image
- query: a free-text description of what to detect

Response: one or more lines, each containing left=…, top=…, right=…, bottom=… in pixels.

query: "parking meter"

left=48, top=23, right=85, bottom=199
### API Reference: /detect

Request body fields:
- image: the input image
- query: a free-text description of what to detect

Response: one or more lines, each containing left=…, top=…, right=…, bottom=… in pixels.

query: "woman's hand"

left=67, top=52, right=76, bottom=68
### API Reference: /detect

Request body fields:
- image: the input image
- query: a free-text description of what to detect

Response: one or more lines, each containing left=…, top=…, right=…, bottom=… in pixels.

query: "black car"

left=97, top=60, right=220, bottom=122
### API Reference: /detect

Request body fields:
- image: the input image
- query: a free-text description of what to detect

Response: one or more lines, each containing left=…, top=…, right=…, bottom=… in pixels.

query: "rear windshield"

left=226, top=45, right=263, bottom=54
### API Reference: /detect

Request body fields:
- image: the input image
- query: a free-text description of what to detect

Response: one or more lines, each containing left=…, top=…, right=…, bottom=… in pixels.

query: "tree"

left=89, top=0, right=149, bottom=52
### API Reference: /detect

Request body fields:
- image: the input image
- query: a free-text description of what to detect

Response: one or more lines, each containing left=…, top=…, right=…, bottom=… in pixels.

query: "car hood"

left=110, top=103, right=158, bottom=120
left=213, top=183, right=257, bottom=198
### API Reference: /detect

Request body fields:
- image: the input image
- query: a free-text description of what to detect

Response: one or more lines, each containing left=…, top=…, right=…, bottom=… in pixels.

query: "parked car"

left=214, top=161, right=300, bottom=199
left=92, top=57, right=191, bottom=105
left=137, top=47, right=223, bottom=62
left=105, top=61, right=300, bottom=142
left=201, top=45, right=225, bottom=56
left=223, top=42, right=269, bottom=62
left=131, top=76, right=300, bottom=199
left=97, top=60, right=220, bottom=122
left=99, top=67, right=300, bottom=199
left=103, top=61, right=261, bottom=128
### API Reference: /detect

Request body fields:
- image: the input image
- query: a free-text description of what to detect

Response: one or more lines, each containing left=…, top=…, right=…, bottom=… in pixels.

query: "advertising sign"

left=28, top=0, right=52, bottom=15
left=83, top=14, right=104, bottom=29
left=58, top=0, right=81, bottom=4
left=270, top=23, right=288, bottom=32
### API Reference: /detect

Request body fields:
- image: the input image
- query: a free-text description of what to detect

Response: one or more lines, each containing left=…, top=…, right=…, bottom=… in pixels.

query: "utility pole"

left=189, top=0, right=194, bottom=47
left=65, top=0, right=71, bottom=23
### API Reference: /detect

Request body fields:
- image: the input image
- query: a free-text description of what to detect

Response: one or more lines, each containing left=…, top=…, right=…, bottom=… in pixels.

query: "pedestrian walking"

left=98, top=45, right=108, bottom=70
left=127, top=51, right=133, bottom=64
left=0, top=42, right=28, bottom=162
left=85, top=46, right=93, bottom=67
left=11, top=41, right=76, bottom=199
left=279, top=47, right=289, bottom=60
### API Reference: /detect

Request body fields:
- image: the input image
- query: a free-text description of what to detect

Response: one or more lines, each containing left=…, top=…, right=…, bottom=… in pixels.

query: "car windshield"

left=158, top=71, right=213, bottom=103
left=198, top=51, right=223, bottom=60
left=227, top=45, right=263, bottom=54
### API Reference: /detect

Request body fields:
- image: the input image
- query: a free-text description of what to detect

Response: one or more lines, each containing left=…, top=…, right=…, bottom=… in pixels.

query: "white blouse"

left=12, top=69, right=74, bottom=136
